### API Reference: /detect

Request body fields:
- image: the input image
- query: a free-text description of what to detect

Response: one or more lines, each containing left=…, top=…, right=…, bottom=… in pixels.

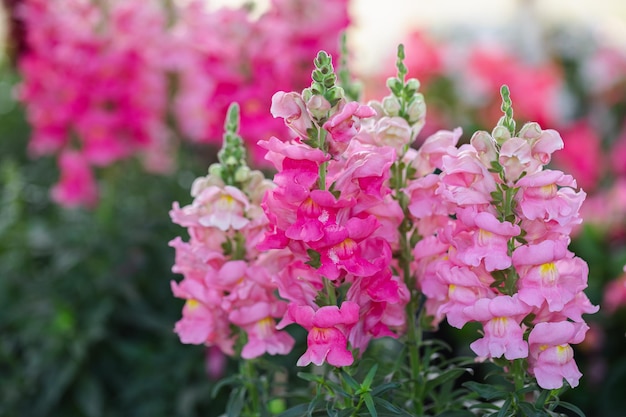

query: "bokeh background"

left=1, top=1, right=626, bottom=416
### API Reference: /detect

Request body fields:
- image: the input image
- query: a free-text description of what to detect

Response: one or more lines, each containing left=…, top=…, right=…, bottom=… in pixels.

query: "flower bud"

left=492, top=125, right=511, bottom=146
left=405, top=78, right=421, bottom=93
left=306, top=94, right=331, bottom=120
left=235, top=166, right=251, bottom=183
left=382, top=95, right=401, bottom=116
left=406, top=95, right=426, bottom=124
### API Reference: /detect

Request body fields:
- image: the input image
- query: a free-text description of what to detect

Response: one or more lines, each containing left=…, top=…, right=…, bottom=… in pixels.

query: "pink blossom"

left=517, top=123, right=564, bottom=167
left=278, top=302, right=360, bottom=367
left=513, top=240, right=588, bottom=312
left=515, top=170, right=585, bottom=227
left=50, top=150, right=99, bottom=208
left=469, top=131, right=498, bottom=168
left=174, top=185, right=251, bottom=231
left=284, top=190, right=353, bottom=243
left=347, top=270, right=409, bottom=352
left=453, top=209, right=520, bottom=271
left=323, top=101, right=376, bottom=145
left=464, top=295, right=532, bottom=360
left=229, top=301, right=294, bottom=359
left=170, top=279, right=235, bottom=355
left=440, top=146, right=498, bottom=207
left=311, top=216, right=381, bottom=280
left=271, top=91, right=312, bottom=139
left=330, top=141, right=396, bottom=199
left=423, top=261, right=494, bottom=329
left=499, top=137, right=535, bottom=183
left=366, top=116, right=412, bottom=152
left=528, top=321, right=589, bottom=389
left=411, top=128, right=462, bottom=177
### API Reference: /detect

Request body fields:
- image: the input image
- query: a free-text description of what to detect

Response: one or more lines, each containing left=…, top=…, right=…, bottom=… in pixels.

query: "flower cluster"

left=258, top=52, right=419, bottom=366
left=169, top=104, right=294, bottom=359
left=416, top=91, right=598, bottom=389
left=171, top=48, right=598, bottom=407
left=12, top=0, right=349, bottom=207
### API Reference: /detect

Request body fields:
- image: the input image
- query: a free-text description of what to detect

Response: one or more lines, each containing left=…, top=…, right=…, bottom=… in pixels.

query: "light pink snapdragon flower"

left=528, top=321, right=589, bottom=389
left=278, top=302, right=360, bottom=367
left=464, top=295, right=532, bottom=360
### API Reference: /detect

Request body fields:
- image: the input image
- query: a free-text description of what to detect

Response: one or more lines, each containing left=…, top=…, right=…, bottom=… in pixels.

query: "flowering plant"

left=170, top=46, right=597, bottom=416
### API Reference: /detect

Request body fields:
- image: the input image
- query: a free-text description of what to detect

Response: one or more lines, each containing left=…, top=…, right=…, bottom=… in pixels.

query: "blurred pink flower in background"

left=13, top=0, right=350, bottom=207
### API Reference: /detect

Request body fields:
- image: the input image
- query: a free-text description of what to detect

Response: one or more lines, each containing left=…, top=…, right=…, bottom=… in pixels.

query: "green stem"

left=242, top=359, right=262, bottom=417
left=405, top=294, right=424, bottom=416
left=324, top=277, right=337, bottom=306
left=392, top=163, right=424, bottom=415
left=317, top=128, right=328, bottom=191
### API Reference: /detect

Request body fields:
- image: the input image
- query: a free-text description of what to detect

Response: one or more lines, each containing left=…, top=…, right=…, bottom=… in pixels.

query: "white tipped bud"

left=492, top=124, right=511, bottom=145
left=406, top=95, right=426, bottom=124
left=234, top=166, right=251, bottom=183
left=382, top=95, right=401, bottom=116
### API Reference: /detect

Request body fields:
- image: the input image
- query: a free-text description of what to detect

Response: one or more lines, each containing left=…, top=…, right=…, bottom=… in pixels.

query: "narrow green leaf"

left=341, top=370, right=360, bottom=392
left=364, top=394, right=377, bottom=417
left=436, top=411, right=476, bottom=417
left=276, top=403, right=311, bottom=417
left=372, top=397, right=412, bottom=416
left=362, top=363, right=378, bottom=390
left=553, top=401, right=586, bottom=417
left=534, top=389, right=551, bottom=409
left=462, top=382, right=508, bottom=400
left=211, top=375, right=241, bottom=398
left=496, top=397, right=512, bottom=417
left=226, top=387, right=246, bottom=417
left=371, top=382, right=401, bottom=397
left=297, top=372, right=321, bottom=383
left=518, top=401, right=545, bottom=417
left=425, top=368, right=468, bottom=393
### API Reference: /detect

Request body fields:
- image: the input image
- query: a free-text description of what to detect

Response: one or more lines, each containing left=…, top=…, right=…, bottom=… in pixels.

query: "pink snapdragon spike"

left=415, top=85, right=597, bottom=389
left=254, top=50, right=433, bottom=367
left=170, top=104, right=294, bottom=359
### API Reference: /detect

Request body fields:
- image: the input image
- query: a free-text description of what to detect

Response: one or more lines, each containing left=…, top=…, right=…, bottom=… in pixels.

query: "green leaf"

left=226, top=387, right=246, bottom=417
left=305, top=249, right=321, bottom=269
left=211, top=375, right=242, bottom=398
left=496, top=397, right=512, bottom=417
left=372, top=397, right=412, bottom=416
left=462, top=382, right=508, bottom=400
left=553, top=401, right=586, bottom=417
left=276, top=403, right=311, bottom=417
left=518, top=401, right=546, bottom=417
left=425, top=368, right=469, bottom=393
left=341, top=370, right=360, bottom=392
left=364, top=394, right=377, bottom=417
left=436, top=411, right=476, bottom=417
left=362, top=363, right=378, bottom=390
left=371, top=382, right=401, bottom=397
left=297, top=372, right=322, bottom=384
left=534, top=389, right=551, bottom=409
